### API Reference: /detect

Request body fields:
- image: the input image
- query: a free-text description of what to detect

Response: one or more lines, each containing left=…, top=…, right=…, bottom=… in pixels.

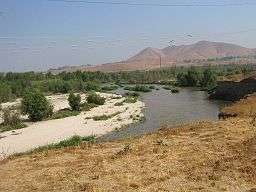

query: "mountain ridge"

left=49, top=41, right=256, bottom=73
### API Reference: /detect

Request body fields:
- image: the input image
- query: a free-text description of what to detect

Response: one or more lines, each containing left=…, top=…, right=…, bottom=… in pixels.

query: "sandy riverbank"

left=0, top=93, right=145, bottom=157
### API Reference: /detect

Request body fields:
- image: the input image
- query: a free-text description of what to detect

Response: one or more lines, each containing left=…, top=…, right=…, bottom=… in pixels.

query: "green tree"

left=186, top=67, right=202, bottom=86
left=21, top=89, right=53, bottom=121
left=68, top=93, right=81, bottom=111
left=0, top=83, right=13, bottom=103
left=176, top=72, right=188, bottom=86
left=201, top=68, right=217, bottom=89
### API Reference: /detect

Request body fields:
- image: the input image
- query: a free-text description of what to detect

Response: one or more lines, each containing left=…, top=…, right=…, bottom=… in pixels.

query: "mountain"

left=49, top=41, right=256, bottom=73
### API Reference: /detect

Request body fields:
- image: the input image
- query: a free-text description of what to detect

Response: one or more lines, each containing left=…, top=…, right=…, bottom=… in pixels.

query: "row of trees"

left=177, top=67, right=217, bottom=89
left=0, top=64, right=255, bottom=103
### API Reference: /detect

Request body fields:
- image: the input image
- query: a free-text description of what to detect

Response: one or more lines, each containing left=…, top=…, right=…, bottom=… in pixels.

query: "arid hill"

left=49, top=41, right=256, bottom=73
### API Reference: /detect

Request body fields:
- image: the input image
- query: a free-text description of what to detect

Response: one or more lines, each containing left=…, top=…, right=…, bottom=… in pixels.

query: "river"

left=99, top=87, right=228, bottom=142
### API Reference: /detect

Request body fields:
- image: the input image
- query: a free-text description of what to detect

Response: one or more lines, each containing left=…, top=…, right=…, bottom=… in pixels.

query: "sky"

left=1, top=0, right=256, bottom=72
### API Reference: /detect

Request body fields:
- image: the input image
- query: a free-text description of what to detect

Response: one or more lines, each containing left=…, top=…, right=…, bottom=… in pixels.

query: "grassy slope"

left=0, top=98, right=256, bottom=191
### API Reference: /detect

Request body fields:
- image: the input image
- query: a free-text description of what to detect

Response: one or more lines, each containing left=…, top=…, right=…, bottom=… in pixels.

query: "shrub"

left=2, top=109, right=22, bottom=126
left=68, top=93, right=81, bottom=111
left=124, top=96, right=138, bottom=103
left=92, top=112, right=121, bottom=121
left=101, top=85, right=119, bottom=91
left=85, top=82, right=101, bottom=91
left=21, top=89, right=53, bottom=121
left=86, top=92, right=105, bottom=105
left=124, top=85, right=151, bottom=92
left=0, top=109, right=27, bottom=132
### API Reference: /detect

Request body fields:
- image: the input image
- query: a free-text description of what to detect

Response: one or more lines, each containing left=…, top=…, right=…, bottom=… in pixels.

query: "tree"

left=186, top=67, right=202, bottom=86
left=0, top=83, right=13, bottom=103
left=68, top=93, right=81, bottom=111
left=21, top=89, right=53, bottom=121
left=176, top=72, right=188, bottom=86
left=201, top=68, right=217, bottom=89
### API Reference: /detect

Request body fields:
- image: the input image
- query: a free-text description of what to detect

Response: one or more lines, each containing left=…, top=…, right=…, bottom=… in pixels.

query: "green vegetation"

left=124, top=85, right=151, bottom=92
left=13, top=135, right=96, bottom=156
left=124, top=96, right=138, bottom=103
left=0, top=64, right=255, bottom=104
left=101, top=84, right=119, bottom=91
left=0, top=109, right=27, bottom=132
left=92, top=112, right=121, bottom=121
left=68, top=92, right=81, bottom=111
left=177, top=67, right=217, bottom=90
left=0, top=83, right=13, bottom=103
left=21, top=89, right=53, bottom=121
left=51, top=109, right=80, bottom=120
left=86, top=92, right=106, bottom=105
left=201, top=68, right=217, bottom=91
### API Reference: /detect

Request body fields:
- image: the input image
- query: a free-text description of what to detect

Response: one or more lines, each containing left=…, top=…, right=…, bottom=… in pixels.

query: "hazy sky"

left=1, top=0, right=256, bottom=72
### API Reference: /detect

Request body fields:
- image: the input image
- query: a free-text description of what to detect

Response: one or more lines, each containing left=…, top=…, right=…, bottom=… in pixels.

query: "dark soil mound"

left=210, top=76, right=256, bottom=101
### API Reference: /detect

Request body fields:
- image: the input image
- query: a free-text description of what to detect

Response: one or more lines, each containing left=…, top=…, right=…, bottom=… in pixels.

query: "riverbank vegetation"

left=0, top=64, right=255, bottom=104
left=0, top=109, right=27, bottom=132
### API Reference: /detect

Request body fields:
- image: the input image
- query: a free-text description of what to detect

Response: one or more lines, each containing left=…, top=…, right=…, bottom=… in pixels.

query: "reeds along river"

left=99, top=87, right=228, bottom=142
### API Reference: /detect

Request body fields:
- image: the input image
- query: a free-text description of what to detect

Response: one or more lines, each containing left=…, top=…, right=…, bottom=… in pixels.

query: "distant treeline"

left=0, top=64, right=255, bottom=103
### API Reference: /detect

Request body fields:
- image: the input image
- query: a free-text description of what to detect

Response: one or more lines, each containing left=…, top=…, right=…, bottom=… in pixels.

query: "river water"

left=99, top=87, right=227, bottom=142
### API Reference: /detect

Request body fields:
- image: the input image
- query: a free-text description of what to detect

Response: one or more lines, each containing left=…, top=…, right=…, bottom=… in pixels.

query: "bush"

left=0, top=109, right=27, bottom=132
left=124, top=96, right=138, bottom=103
left=86, top=93, right=105, bottom=105
left=101, top=85, right=119, bottom=91
left=85, top=82, right=101, bottom=91
left=124, top=85, right=151, bottom=92
left=68, top=93, right=81, bottom=111
left=21, top=89, right=53, bottom=121
left=2, top=109, right=21, bottom=126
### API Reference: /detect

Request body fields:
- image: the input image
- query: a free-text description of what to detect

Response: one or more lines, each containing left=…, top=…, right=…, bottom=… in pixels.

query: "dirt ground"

left=0, top=97, right=256, bottom=191
left=221, top=94, right=256, bottom=117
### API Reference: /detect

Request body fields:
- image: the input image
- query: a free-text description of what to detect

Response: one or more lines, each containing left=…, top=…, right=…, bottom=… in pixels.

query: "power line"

left=47, top=0, right=256, bottom=7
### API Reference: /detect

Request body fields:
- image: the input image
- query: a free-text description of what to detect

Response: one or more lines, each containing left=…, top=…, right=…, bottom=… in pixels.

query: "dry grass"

left=1, top=96, right=256, bottom=191
left=221, top=94, right=256, bottom=118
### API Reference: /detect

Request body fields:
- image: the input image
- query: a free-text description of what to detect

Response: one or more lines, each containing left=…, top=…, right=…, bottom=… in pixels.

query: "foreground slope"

left=1, top=97, right=256, bottom=191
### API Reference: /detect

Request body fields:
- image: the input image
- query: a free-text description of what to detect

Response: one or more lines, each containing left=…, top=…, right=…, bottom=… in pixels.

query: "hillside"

left=49, top=41, right=256, bottom=73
